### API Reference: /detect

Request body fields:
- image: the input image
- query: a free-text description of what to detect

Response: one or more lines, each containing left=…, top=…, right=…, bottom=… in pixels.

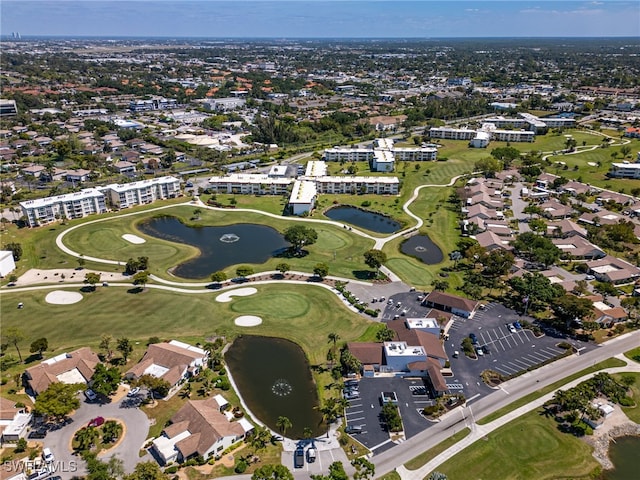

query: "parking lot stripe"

left=496, top=365, right=515, bottom=375
left=346, top=410, right=363, bottom=415
left=349, top=416, right=365, bottom=422
left=370, top=438, right=394, bottom=452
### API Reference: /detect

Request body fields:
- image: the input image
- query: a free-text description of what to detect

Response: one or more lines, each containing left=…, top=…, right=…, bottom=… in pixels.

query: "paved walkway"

left=396, top=354, right=640, bottom=480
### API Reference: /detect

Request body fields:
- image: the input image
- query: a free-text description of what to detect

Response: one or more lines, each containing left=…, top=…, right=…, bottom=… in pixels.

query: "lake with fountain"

left=400, top=234, right=444, bottom=264
left=137, top=216, right=289, bottom=279
left=325, top=205, right=401, bottom=233
left=225, top=335, right=324, bottom=439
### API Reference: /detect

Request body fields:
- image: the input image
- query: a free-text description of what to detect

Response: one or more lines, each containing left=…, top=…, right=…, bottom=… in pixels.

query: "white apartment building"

left=102, top=176, right=181, bottom=209
left=429, top=127, right=477, bottom=141
left=324, top=146, right=373, bottom=162
left=491, top=129, right=535, bottom=142
left=324, top=138, right=437, bottom=165
left=305, top=160, right=328, bottom=177
left=315, top=176, right=399, bottom=195
left=608, top=162, right=640, bottom=179
left=288, top=180, right=317, bottom=215
left=20, top=188, right=107, bottom=227
left=129, top=97, right=178, bottom=112
left=372, top=150, right=395, bottom=172
left=208, top=174, right=293, bottom=195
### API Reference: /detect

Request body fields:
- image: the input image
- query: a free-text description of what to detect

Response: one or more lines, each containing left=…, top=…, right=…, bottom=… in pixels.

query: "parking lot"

left=446, top=303, right=593, bottom=395
left=343, top=377, right=432, bottom=454
left=379, top=291, right=431, bottom=321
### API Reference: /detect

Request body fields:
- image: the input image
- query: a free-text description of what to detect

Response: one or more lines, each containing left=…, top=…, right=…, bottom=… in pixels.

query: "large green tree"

left=124, top=461, right=169, bottom=480
left=283, top=225, right=318, bottom=254
left=34, top=382, right=82, bottom=421
left=90, top=364, right=122, bottom=397
left=29, top=337, right=48, bottom=359
left=512, top=232, right=560, bottom=267
left=116, top=337, right=133, bottom=363
left=363, top=249, right=387, bottom=272
left=251, top=464, right=293, bottom=480
left=4, top=327, right=25, bottom=363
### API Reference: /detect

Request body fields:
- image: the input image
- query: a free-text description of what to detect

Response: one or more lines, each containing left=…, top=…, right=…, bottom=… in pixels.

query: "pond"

left=400, top=234, right=444, bottom=264
left=225, top=335, right=324, bottom=439
left=137, top=216, right=289, bottom=279
left=603, top=435, right=640, bottom=480
left=325, top=205, right=401, bottom=233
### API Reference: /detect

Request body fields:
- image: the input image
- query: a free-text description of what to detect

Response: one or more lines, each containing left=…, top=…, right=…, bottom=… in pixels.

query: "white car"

left=42, top=447, right=55, bottom=463
left=508, top=325, right=517, bottom=334
left=127, top=386, right=141, bottom=397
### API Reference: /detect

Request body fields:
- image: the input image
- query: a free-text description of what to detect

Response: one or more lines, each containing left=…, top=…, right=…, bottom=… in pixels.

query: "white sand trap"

left=45, top=290, right=83, bottom=305
left=234, top=315, right=263, bottom=327
left=122, top=234, right=146, bottom=244
left=215, top=287, right=258, bottom=303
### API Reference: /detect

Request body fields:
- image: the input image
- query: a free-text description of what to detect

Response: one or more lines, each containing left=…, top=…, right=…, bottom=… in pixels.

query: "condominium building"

left=324, top=138, right=437, bottom=167
left=305, top=160, right=328, bottom=177
left=429, top=127, right=477, bottom=141
left=324, top=146, right=373, bottom=162
left=608, top=162, right=640, bottom=179
left=208, top=174, right=293, bottom=195
left=129, top=97, right=178, bottom=112
left=101, top=176, right=181, bottom=209
left=314, top=176, right=399, bottom=195
left=491, top=129, right=535, bottom=142
left=20, top=188, right=107, bottom=227
left=288, top=180, right=317, bottom=215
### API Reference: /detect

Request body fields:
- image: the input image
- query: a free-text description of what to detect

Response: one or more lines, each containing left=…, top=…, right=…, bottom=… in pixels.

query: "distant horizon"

left=2, top=1, right=639, bottom=38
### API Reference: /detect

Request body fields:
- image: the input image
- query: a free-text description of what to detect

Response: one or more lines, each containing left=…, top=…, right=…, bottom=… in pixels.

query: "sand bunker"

left=122, top=234, right=146, bottom=244
left=215, top=287, right=258, bottom=303
left=45, top=290, right=83, bottom=305
left=234, top=315, right=263, bottom=327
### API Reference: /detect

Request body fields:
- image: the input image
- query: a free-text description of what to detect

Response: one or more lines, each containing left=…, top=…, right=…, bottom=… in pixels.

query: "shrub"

left=234, top=460, right=247, bottom=474
left=361, top=200, right=371, bottom=207
left=165, top=466, right=179, bottom=474
left=364, top=309, right=378, bottom=317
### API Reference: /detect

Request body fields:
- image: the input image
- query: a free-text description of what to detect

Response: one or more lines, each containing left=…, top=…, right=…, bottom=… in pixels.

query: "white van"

left=307, top=447, right=317, bottom=462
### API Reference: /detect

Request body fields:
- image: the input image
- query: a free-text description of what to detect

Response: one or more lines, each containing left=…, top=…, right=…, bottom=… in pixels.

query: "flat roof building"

left=101, top=176, right=181, bottom=209
left=20, top=188, right=107, bottom=227
left=288, top=180, right=317, bottom=215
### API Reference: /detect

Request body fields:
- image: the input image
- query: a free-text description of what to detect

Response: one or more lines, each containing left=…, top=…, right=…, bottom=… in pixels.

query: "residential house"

left=65, top=169, right=92, bottom=183
left=125, top=341, right=208, bottom=394
left=422, top=291, right=479, bottom=319
left=24, top=347, right=100, bottom=396
left=0, top=398, right=31, bottom=442
left=547, top=219, right=587, bottom=238
left=586, top=256, right=640, bottom=284
left=551, top=236, right=605, bottom=260
left=113, top=161, right=137, bottom=174
left=538, top=199, right=573, bottom=219
left=151, top=397, right=253, bottom=464
left=475, top=230, right=514, bottom=251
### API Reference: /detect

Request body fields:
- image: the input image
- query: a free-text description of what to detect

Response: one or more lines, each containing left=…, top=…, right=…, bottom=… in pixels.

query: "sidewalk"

left=397, top=355, right=640, bottom=480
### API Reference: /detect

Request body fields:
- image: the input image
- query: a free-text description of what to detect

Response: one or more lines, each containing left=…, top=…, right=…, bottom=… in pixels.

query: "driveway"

left=43, top=393, right=150, bottom=479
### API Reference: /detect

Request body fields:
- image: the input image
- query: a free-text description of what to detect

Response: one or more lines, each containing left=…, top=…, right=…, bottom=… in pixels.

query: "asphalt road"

left=43, top=394, right=150, bottom=479
left=371, top=330, right=640, bottom=478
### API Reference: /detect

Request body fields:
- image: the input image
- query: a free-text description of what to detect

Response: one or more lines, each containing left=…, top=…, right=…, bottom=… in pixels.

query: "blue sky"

left=2, top=1, right=639, bottom=38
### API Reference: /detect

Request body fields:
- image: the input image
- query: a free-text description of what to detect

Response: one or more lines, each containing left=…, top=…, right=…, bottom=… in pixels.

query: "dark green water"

left=138, top=216, right=288, bottom=279
left=225, top=335, right=324, bottom=439
left=603, top=435, right=640, bottom=480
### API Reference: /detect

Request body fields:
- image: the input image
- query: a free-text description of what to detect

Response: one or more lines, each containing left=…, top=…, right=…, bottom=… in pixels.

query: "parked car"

left=345, top=379, right=359, bottom=388
left=469, top=333, right=478, bottom=344
left=28, top=427, right=47, bottom=439
left=28, top=467, right=51, bottom=480
left=482, top=345, right=491, bottom=355
left=344, top=392, right=360, bottom=400
left=307, top=447, right=317, bottom=463
left=452, top=350, right=459, bottom=358
left=513, top=321, right=522, bottom=330
left=476, top=346, right=484, bottom=357
left=42, top=447, right=55, bottom=463
left=508, top=324, right=517, bottom=333
left=294, top=447, right=305, bottom=468
left=88, top=416, right=105, bottom=428
left=345, top=425, right=363, bottom=434
left=127, top=386, right=141, bottom=397
left=84, top=389, right=97, bottom=402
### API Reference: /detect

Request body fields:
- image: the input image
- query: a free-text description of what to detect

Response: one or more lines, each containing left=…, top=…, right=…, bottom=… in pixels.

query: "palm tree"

left=302, top=426, right=313, bottom=440
left=74, top=426, right=100, bottom=452
left=276, top=416, right=292, bottom=437
left=328, top=332, right=340, bottom=351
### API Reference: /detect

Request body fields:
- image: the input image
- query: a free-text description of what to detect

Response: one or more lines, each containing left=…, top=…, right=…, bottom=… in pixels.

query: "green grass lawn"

left=477, top=357, right=627, bottom=425
left=404, top=428, right=470, bottom=470
left=61, top=204, right=376, bottom=281
left=437, top=409, right=601, bottom=480
left=612, top=372, right=640, bottom=424
left=0, top=283, right=375, bottom=366
left=624, top=347, right=640, bottom=364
